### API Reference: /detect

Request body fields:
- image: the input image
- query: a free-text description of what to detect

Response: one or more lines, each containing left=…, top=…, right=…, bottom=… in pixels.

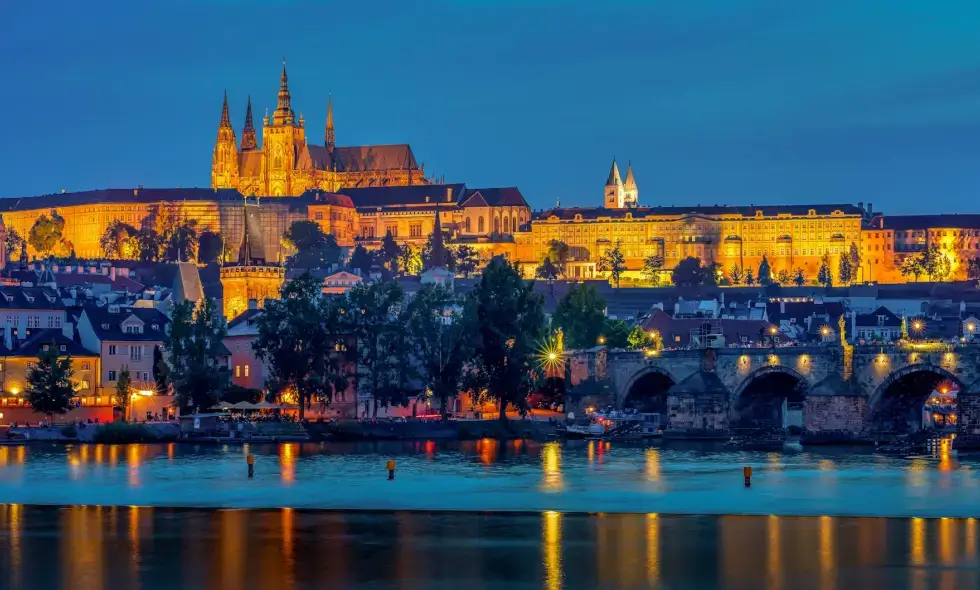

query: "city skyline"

left=4, top=0, right=980, bottom=212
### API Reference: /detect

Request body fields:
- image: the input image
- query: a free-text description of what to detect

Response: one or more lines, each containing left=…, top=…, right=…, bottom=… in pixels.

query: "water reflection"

left=541, top=442, right=563, bottom=491
left=0, top=507, right=975, bottom=589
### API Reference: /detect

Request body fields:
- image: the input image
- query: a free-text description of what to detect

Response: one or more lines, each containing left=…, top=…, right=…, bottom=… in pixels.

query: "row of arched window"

left=463, top=214, right=522, bottom=234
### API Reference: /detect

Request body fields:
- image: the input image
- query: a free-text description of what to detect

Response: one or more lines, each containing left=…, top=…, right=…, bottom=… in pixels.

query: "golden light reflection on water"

left=220, top=510, right=245, bottom=590
left=281, top=508, right=295, bottom=590
left=280, top=443, right=297, bottom=483
left=767, top=515, right=782, bottom=590
left=966, top=518, right=977, bottom=559
left=128, top=506, right=142, bottom=590
left=61, top=506, right=104, bottom=590
left=127, top=445, right=143, bottom=487
left=644, top=448, right=660, bottom=482
left=542, top=511, right=562, bottom=590
left=819, top=516, right=834, bottom=590
left=910, top=517, right=926, bottom=590
left=541, top=442, right=563, bottom=491
left=587, top=440, right=595, bottom=465
left=646, top=514, right=660, bottom=587
left=8, top=504, right=22, bottom=590
left=478, top=438, right=498, bottom=465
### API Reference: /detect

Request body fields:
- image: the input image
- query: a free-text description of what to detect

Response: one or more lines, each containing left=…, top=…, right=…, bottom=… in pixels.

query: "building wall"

left=219, top=267, right=285, bottom=320
left=97, top=341, right=162, bottom=395
left=1, top=354, right=99, bottom=398
left=225, top=334, right=266, bottom=390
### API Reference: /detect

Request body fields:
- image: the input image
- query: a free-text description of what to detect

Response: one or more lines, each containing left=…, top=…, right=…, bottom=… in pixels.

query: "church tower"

left=240, top=95, right=257, bottom=151
left=622, top=161, right=639, bottom=208
left=219, top=199, right=285, bottom=320
left=263, top=63, right=306, bottom=196
left=324, top=95, right=335, bottom=151
left=211, top=92, right=240, bottom=189
left=604, top=158, right=625, bottom=208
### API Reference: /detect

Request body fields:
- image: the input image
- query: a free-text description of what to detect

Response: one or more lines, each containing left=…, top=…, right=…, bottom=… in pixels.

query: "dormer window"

left=42, top=344, right=49, bottom=351
left=151, top=324, right=159, bottom=331
left=877, top=315, right=885, bottom=326
left=101, top=323, right=110, bottom=330
left=124, top=325, right=144, bottom=334
left=60, top=345, right=66, bottom=352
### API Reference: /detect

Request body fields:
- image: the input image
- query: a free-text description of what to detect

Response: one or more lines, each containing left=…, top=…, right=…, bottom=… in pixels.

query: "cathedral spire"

left=273, top=60, right=294, bottom=125
left=624, top=161, right=637, bottom=189
left=240, top=95, right=257, bottom=151
left=324, top=95, right=335, bottom=150
left=219, top=91, right=233, bottom=130
left=605, top=157, right=622, bottom=186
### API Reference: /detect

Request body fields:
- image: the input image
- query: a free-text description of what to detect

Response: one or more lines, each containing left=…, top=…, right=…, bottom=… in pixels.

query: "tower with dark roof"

left=623, top=161, right=639, bottom=208
left=219, top=198, right=284, bottom=320
left=604, top=158, right=625, bottom=208
left=211, top=91, right=240, bottom=190
left=241, top=96, right=257, bottom=152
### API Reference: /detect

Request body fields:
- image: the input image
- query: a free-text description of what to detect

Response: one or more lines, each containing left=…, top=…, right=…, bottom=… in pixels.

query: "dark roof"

left=641, top=309, right=771, bottom=345
left=877, top=215, right=980, bottom=231
left=0, top=286, right=64, bottom=310
left=4, top=329, right=96, bottom=357
left=299, top=191, right=355, bottom=208
left=295, top=143, right=419, bottom=174
left=462, top=188, right=528, bottom=207
left=227, top=308, right=263, bottom=329
left=533, top=204, right=864, bottom=221
left=81, top=305, right=170, bottom=341
left=339, top=184, right=467, bottom=209
left=0, top=188, right=244, bottom=211
left=766, top=301, right=845, bottom=325
left=854, top=306, right=902, bottom=327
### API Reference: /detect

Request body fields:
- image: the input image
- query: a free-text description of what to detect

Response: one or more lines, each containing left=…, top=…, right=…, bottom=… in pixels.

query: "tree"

left=468, top=256, right=546, bottom=423
left=968, top=257, right=980, bottom=280
left=535, top=257, right=560, bottom=280
left=136, top=227, right=163, bottom=262
left=25, top=343, right=75, bottom=420
left=775, top=268, right=793, bottom=285
left=552, top=283, right=607, bottom=349
left=28, top=210, right=65, bottom=257
left=728, top=264, right=744, bottom=286
left=347, top=280, right=410, bottom=417
left=148, top=203, right=198, bottom=262
left=745, top=268, right=755, bottom=286
left=198, top=231, right=223, bottom=264
left=838, top=254, right=853, bottom=285
left=597, top=241, right=627, bottom=287
left=398, top=244, right=424, bottom=276
left=793, top=268, right=806, bottom=287
left=348, top=244, right=374, bottom=277
left=422, top=234, right=457, bottom=272
left=627, top=325, right=654, bottom=349
left=116, top=369, right=132, bottom=421
left=4, top=228, right=26, bottom=263
left=671, top=257, right=713, bottom=289
left=100, top=220, right=140, bottom=260
left=757, top=256, right=772, bottom=286
left=282, top=220, right=340, bottom=270
left=165, top=297, right=231, bottom=413
left=602, top=319, right=632, bottom=348
left=455, top=245, right=481, bottom=278
left=253, top=273, right=349, bottom=420
left=849, top=243, right=862, bottom=282
left=643, top=255, right=665, bottom=286
left=545, top=240, right=570, bottom=279
left=817, top=254, right=833, bottom=287
left=378, top=231, right=401, bottom=278
left=404, top=284, right=475, bottom=420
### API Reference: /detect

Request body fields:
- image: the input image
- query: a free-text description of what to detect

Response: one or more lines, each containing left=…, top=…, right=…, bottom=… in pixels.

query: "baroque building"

left=212, top=66, right=429, bottom=196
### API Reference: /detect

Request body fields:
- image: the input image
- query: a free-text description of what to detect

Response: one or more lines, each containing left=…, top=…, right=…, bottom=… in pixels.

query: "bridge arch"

left=732, top=365, right=810, bottom=429
left=868, top=364, right=965, bottom=433
left=620, top=366, right=678, bottom=414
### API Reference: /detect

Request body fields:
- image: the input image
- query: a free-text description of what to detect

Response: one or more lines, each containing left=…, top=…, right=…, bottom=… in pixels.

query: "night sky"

left=3, top=0, right=980, bottom=213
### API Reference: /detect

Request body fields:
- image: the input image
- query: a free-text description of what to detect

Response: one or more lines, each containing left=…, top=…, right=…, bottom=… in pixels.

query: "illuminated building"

left=218, top=199, right=285, bottom=320
left=864, top=214, right=980, bottom=283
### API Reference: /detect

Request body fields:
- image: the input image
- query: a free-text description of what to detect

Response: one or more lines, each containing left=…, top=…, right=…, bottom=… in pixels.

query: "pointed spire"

left=215, top=91, right=236, bottom=146
left=624, top=160, right=637, bottom=189
left=273, top=59, right=294, bottom=125
left=219, top=91, right=233, bottom=129
left=605, top=157, right=622, bottom=186
left=428, top=205, right=446, bottom=270
left=324, top=94, right=335, bottom=150
left=240, top=95, right=257, bottom=151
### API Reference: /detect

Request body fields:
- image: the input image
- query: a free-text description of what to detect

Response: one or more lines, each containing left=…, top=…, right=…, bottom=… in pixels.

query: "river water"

left=0, top=440, right=978, bottom=589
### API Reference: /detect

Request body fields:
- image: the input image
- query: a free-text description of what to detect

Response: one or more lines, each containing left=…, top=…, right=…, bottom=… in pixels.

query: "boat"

left=591, top=411, right=664, bottom=441
left=559, top=423, right=605, bottom=439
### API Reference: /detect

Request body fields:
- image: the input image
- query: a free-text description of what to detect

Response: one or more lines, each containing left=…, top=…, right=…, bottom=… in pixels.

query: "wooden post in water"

left=743, top=465, right=752, bottom=488
left=247, top=454, right=255, bottom=478
left=387, top=460, right=396, bottom=481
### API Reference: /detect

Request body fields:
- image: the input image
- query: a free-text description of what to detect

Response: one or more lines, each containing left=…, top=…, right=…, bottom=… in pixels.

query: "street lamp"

left=597, top=336, right=606, bottom=345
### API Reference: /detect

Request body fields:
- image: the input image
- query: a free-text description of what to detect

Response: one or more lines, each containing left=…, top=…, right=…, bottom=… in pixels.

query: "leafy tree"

left=745, top=268, right=755, bottom=286
left=282, top=220, right=340, bottom=270
left=968, top=257, right=980, bottom=280
left=100, top=220, right=140, bottom=260
left=455, top=245, right=481, bottom=278
left=602, top=319, right=632, bottom=348
left=348, top=244, right=374, bottom=276
left=897, top=254, right=924, bottom=282
left=671, top=256, right=713, bottom=289
left=398, top=244, right=424, bottom=276
left=838, top=254, right=853, bottom=285
left=147, top=203, right=198, bottom=262
left=793, top=268, right=806, bottom=287
left=544, top=240, right=570, bottom=279
left=728, top=264, right=744, bottom=285
left=757, top=255, right=772, bottom=285
left=421, top=233, right=457, bottom=272
left=627, top=325, right=654, bottom=349
left=165, top=297, right=231, bottom=413
left=4, top=228, right=26, bottom=263
left=153, top=345, right=169, bottom=395
left=347, top=280, right=410, bottom=417
left=849, top=243, right=862, bottom=282
left=136, top=227, right=163, bottom=262
left=252, top=273, right=349, bottom=420
left=25, top=343, right=75, bottom=419
left=378, top=230, right=401, bottom=278
left=775, top=269, right=792, bottom=285
left=817, top=254, right=833, bottom=287
left=116, top=369, right=132, bottom=420
left=28, top=210, right=65, bottom=257
left=552, top=283, right=607, bottom=349
left=404, top=284, right=475, bottom=420
left=597, top=241, right=627, bottom=287
left=197, top=231, right=224, bottom=264
left=643, top=254, right=665, bottom=286
left=535, top=257, right=560, bottom=280
left=468, top=256, right=546, bottom=423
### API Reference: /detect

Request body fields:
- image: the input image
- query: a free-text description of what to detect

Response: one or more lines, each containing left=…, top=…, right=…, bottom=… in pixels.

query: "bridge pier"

left=955, top=389, right=980, bottom=449
left=664, top=370, right=730, bottom=440
left=801, top=372, right=872, bottom=444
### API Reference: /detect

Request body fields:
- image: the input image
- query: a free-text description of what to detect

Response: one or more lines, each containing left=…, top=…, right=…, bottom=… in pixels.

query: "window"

left=27, top=316, right=39, bottom=329
left=108, top=345, right=117, bottom=355
left=236, top=342, right=241, bottom=352
left=102, top=323, right=110, bottom=330
left=410, top=224, right=422, bottom=238
left=130, top=345, right=143, bottom=361
left=42, top=344, right=49, bottom=352
left=47, top=316, right=55, bottom=328
left=314, top=211, right=323, bottom=221
left=124, top=325, right=143, bottom=334
left=236, top=365, right=241, bottom=377
left=244, top=364, right=250, bottom=377
left=503, top=217, right=511, bottom=233
left=141, top=372, right=149, bottom=382
left=60, top=345, right=67, bottom=352
left=464, top=218, right=471, bottom=232
left=80, top=380, right=89, bottom=390
left=81, top=362, right=91, bottom=370
left=27, top=362, right=36, bottom=370
left=108, top=370, right=117, bottom=381
left=478, top=217, right=485, bottom=233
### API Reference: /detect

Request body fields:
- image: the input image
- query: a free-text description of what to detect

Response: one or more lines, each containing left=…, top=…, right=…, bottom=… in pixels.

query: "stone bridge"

left=565, top=344, right=980, bottom=442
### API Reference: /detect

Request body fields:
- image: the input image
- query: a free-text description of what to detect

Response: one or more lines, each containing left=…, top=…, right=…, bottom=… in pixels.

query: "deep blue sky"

left=3, top=0, right=980, bottom=213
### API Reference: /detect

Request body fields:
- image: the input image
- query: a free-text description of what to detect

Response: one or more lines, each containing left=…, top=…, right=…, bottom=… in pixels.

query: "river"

left=0, top=440, right=978, bottom=588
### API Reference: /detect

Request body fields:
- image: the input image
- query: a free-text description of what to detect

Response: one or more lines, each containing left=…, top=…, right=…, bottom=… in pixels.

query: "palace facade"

left=212, top=66, right=430, bottom=196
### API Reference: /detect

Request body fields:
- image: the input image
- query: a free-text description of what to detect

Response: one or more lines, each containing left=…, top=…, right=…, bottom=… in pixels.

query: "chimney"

left=858, top=202, right=864, bottom=212
left=446, top=187, right=452, bottom=203
left=110, top=267, right=116, bottom=281
left=247, top=299, right=259, bottom=310
left=780, top=301, right=785, bottom=314
left=3, top=323, right=11, bottom=351
left=867, top=202, right=873, bottom=216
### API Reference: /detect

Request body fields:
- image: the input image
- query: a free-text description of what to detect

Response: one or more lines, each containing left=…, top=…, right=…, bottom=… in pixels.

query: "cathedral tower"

left=220, top=199, right=285, bottom=320
left=211, top=92, right=240, bottom=189
left=240, top=95, right=257, bottom=151
left=324, top=95, right=335, bottom=151
left=604, top=158, right=625, bottom=208
left=622, top=161, right=638, bottom=208
left=263, top=64, right=305, bottom=197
